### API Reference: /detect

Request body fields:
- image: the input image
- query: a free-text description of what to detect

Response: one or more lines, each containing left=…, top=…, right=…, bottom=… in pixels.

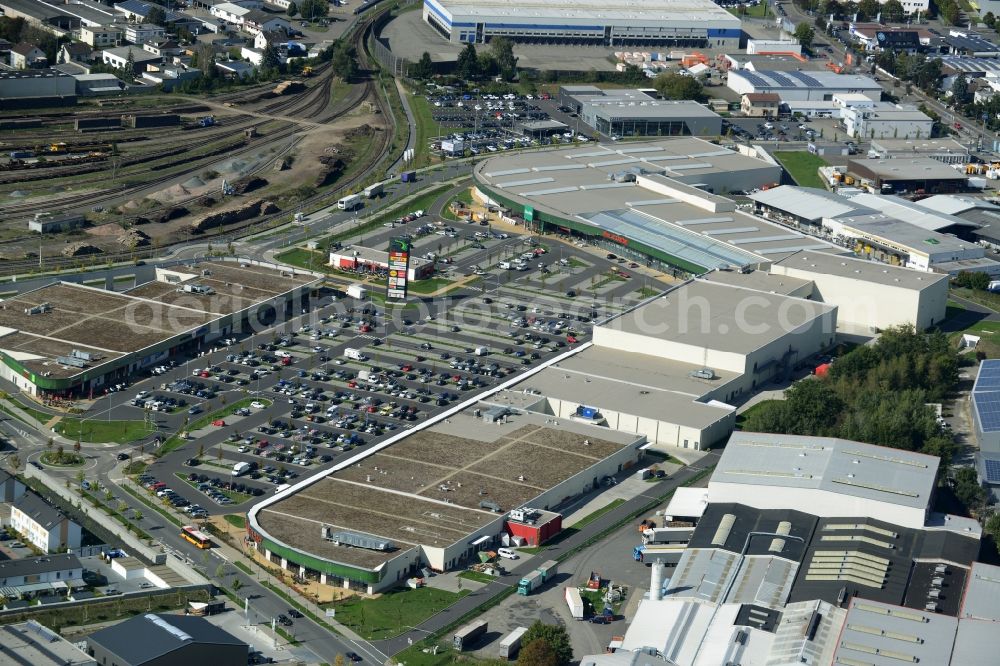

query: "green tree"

left=517, top=639, right=559, bottom=666
left=286, top=1, right=298, bottom=17
left=951, top=74, right=972, bottom=110
left=299, top=0, right=328, bottom=20
left=410, top=51, right=434, bottom=79
left=520, top=622, right=572, bottom=666
left=985, top=513, right=1000, bottom=554
left=985, top=11, right=997, bottom=28
left=123, top=48, right=136, bottom=77
left=146, top=6, right=167, bottom=26
left=857, top=0, right=879, bottom=19
left=489, top=37, right=518, bottom=81
left=456, top=42, right=479, bottom=80
left=954, top=467, right=986, bottom=512
left=882, top=0, right=905, bottom=22
left=954, top=271, right=991, bottom=290
left=262, top=43, right=281, bottom=73
left=330, top=42, right=358, bottom=81
left=794, top=23, right=815, bottom=50
left=653, top=72, right=705, bottom=101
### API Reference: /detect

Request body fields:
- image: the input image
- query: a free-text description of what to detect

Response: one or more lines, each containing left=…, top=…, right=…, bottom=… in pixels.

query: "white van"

left=497, top=547, right=519, bottom=560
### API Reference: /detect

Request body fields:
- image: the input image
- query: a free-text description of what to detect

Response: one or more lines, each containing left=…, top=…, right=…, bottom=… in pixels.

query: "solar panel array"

left=740, top=71, right=769, bottom=88
left=973, top=360, right=1000, bottom=432
left=788, top=70, right=821, bottom=87
left=767, top=71, right=794, bottom=86
left=985, top=459, right=1000, bottom=484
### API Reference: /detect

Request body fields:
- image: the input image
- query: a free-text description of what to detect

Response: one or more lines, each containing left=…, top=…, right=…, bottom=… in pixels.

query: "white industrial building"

left=727, top=69, right=882, bottom=102
left=770, top=250, right=949, bottom=333
left=422, top=0, right=741, bottom=48
left=842, top=102, right=934, bottom=140
left=710, top=431, right=938, bottom=529
left=495, top=273, right=835, bottom=452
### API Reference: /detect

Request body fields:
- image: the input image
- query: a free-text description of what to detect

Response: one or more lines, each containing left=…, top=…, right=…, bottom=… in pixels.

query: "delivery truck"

left=517, top=559, right=558, bottom=595
left=344, top=348, right=368, bottom=362
left=565, top=587, right=584, bottom=620
left=498, top=626, right=528, bottom=660
left=347, top=284, right=368, bottom=300
left=338, top=193, right=362, bottom=210
left=454, top=619, right=487, bottom=650
left=232, top=462, right=252, bottom=477
left=364, top=182, right=383, bottom=198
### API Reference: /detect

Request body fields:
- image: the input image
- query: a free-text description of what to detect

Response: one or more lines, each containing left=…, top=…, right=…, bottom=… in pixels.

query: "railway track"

left=0, top=7, right=397, bottom=276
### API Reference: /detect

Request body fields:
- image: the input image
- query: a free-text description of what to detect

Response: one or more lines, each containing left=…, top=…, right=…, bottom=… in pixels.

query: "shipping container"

left=338, top=193, right=362, bottom=210
left=565, top=587, right=584, bottom=619
left=454, top=620, right=488, bottom=650
left=498, top=627, right=528, bottom=660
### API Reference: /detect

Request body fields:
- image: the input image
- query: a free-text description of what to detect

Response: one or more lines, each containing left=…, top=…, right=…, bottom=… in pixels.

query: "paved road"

left=373, top=451, right=719, bottom=656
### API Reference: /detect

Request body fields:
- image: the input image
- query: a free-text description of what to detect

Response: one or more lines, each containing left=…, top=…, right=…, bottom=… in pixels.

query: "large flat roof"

left=433, top=0, right=740, bottom=24
left=475, top=138, right=843, bottom=271
left=0, top=261, right=316, bottom=381
left=731, top=69, right=881, bottom=90
left=962, top=562, right=1000, bottom=621
left=847, top=193, right=980, bottom=231
left=832, top=599, right=958, bottom=666
left=712, top=432, right=938, bottom=511
left=839, top=213, right=980, bottom=255
left=749, top=185, right=870, bottom=222
left=509, top=345, right=737, bottom=429
left=772, top=250, right=949, bottom=291
left=849, top=157, right=968, bottom=180
left=256, top=407, right=640, bottom=570
left=0, top=623, right=94, bottom=666
left=696, top=268, right=812, bottom=295
left=870, top=137, right=970, bottom=155
left=582, top=99, right=721, bottom=120
left=600, top=279, right=835, bottom=355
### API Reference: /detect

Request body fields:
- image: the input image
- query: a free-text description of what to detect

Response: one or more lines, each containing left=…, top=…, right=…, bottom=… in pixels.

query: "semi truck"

left=338, top=193, right=362, bottom=210
left=498, top=626, right=528, bottom=660
left=453, top=619, right=487, bottom=650
left=347, top=284, right=367, bottom=300
left=364, top=182, right=383, bottom=198
left=565, top=587, right=584, bottom=620
left=344, top=348, right=368, bottom=362
left=517, top=559, right=558, bottom=595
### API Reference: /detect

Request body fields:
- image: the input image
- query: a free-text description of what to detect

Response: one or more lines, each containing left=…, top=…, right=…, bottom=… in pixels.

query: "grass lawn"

left=325, top=587, right=468, bottom=640
left=407, top=92, right=438, bottom=169
left=55, top=418, right=153, bottom=444
left=951, top=319, right=1000, bottom=358
left=952, top=286, right=1000, bottom=312
left=728, top=3, right=768, bottom=18
left=390, top=641, right=458, bottom=666
left=224, top=514, right=246, bottom=529
left=635, top=286, right=661, bottom=299
left=273, top=248, right=327, bottom=273
left=458, top=570, right=497, bottom=584
left=11, top=401, right=56, bottom=425
left=773, top=151, right=828, bottom=189
left=407, top=276, right=456, bottom=294
left=736, top=399, right=783, bottom=430
left=320, top=184, right=453, bottom=246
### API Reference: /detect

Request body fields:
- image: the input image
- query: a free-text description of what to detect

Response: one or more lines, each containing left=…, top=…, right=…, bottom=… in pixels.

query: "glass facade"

left=594, top=117, right=694, bottom=138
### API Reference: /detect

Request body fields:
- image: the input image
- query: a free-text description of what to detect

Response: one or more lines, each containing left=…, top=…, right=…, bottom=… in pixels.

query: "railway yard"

left=0, top=16, right=390, bottom=273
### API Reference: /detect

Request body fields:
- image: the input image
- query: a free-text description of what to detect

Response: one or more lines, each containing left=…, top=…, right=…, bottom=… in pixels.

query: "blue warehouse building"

left=423, top=0, right=742, bottom=48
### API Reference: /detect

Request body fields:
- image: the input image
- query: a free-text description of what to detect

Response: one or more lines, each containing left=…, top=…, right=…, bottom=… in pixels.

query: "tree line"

left=742, top=326, right=959, bottom=470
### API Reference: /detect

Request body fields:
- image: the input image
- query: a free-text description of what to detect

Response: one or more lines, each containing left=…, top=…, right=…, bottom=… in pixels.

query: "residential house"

left=59, top=42, right=93, bottom=63
left=210, top=2, right=252, bottom=25
left=241, top=10, right=289, bottom=37
left=102, top=45, right=162, bottom=72
left=215, top=59, right=255, bottom=78
left=10, top=492, right=81, bottom=552
left=0, top=554, right=83, bottom=598
left=79, top=25, right=122, bottom=48
left=740, top=92, right=780, bottom=117
left=254, top=27, right=289, bottom=50
left=0, top=470, right=25, bottom=503
left=143, top=38, right=182, bottom=58
left=123, top=23, right=166, bottom=46
left=141, top=64, right=201, bottom=90
left=10, top=43, right=47, bottom=69
left=0, top=38, right=12, bottom=60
